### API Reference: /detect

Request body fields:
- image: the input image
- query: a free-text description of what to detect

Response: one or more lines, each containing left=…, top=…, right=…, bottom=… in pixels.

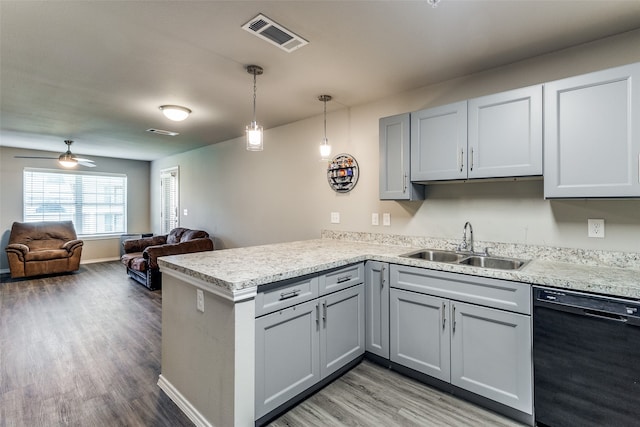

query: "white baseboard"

left=157, top=374, right=214, bottom=427
left=80, top=257, right=120, bottom=264
left=0, top=268, right=9, bottom=275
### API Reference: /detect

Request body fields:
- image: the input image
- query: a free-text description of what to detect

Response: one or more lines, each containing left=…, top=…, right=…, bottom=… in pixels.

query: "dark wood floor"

left=1, top=262, right=523, bottom=427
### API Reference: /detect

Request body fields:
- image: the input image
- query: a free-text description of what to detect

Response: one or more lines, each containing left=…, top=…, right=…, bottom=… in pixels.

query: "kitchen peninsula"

left=156, top=232, right=640, bottom=427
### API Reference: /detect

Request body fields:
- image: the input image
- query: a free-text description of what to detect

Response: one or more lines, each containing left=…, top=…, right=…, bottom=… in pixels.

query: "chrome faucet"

left=458, top=221, right=474, bottom=253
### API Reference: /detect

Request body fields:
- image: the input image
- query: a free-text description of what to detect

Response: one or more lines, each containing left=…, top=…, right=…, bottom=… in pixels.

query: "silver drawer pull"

left=279, top=289, right=301, bottom=300
left=337, top=275, right=352, bottom=283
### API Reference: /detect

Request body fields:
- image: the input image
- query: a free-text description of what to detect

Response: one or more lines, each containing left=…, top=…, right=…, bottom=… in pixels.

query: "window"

left=23, top=168, right=127, bottom=236
left=160, top=167, right=179, bottom=234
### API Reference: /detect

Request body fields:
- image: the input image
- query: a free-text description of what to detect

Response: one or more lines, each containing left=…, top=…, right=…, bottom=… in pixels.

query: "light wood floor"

left=1, top=261, right=523, bottom=427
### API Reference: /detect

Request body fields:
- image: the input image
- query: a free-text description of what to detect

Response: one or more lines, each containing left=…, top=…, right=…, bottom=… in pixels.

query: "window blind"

left=23, top=169, right=127, bottom=236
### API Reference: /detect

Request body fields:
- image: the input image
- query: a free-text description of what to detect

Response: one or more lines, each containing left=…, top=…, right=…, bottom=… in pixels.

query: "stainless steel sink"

left=401, top=249, right=467, bottom=263
left=401, top=249, right=529, bottom=271
left=457, top=255, right=528, bottom=270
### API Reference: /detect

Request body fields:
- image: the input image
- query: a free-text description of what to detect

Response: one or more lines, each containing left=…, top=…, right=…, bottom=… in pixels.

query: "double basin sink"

left=401, top=249, right=528, bottom=271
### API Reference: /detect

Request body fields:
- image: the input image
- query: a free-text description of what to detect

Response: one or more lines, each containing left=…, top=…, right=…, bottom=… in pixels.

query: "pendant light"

left=318, top=95, right=332, bottom=160
left=246, top=65, right=264, bottom=151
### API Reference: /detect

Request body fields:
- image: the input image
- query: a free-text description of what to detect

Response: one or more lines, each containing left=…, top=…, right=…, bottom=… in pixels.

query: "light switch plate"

left=330, top=212, right=340, bottom=224
left=383, top=213, right=391, bottom=226
left=371, top=213, right=379, bottom=226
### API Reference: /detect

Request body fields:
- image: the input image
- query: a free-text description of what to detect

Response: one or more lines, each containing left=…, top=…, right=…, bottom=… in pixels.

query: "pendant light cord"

left=323, top=98, right=327, bottom=140
left=252, top=70, right=257, bottom=124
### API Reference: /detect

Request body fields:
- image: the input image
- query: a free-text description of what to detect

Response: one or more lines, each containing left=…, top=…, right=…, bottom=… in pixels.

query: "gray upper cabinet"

left=411, top=101, right=468, bottom=182
left=410, top=86, right=543, bottom=183
left=544, top=62, right=640, bottom=198
left=467, top=85, right=542, bottom=179
left=365, top=261, right=389, bottom=359
left=379, top=113, right=424, bottom=200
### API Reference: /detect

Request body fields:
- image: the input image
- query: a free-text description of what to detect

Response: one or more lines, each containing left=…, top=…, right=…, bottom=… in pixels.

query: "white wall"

left=0, top=146, right=151, bottom=269
left=146, top=29, right=637, bottom=254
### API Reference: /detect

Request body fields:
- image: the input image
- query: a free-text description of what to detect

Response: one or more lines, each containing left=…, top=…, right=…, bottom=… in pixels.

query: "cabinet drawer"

left=390, top=264, right=531, bottom=315
left=255, top=275, right=319, bottom=317
left=319, top=263, right=364, bottom=296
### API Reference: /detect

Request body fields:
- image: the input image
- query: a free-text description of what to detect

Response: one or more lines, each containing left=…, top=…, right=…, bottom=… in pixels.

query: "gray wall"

left=0, top=146, right=151, bottom=270
left=151, top=29, right=640, bottom=254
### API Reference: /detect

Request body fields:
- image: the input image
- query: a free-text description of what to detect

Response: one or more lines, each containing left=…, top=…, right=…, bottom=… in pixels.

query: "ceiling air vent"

left=242, top=13, right=308, bottom=53
left=146, top=128, right=179, bottom=136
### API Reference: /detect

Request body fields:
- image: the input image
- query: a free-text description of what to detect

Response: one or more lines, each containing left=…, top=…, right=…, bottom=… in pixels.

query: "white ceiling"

left=2, top=0, right=640, bottom=161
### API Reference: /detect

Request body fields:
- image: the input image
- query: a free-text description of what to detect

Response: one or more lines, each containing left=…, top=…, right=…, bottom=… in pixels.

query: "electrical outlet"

left=588, top=219, right=605, bottom=238
left=183, top=209, right=188, bottom=216
left=383, top=213, right=391, bottom=226
left=196, top=289, right=204, bottom=312
left=371, top=213, right=379, bottom=226
left=330, top=212, right=340, bottom=224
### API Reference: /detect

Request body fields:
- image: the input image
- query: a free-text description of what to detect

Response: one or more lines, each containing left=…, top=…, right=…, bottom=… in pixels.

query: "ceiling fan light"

left=159, top=105, right=191, bottom=121
left=58, top=152, right=78, bottom=168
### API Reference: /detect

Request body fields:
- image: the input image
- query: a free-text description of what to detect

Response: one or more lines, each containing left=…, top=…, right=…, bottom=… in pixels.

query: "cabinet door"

left=468, top=85, right=542, bottom=179
left=411, top=101, right=467, bottom=182
left=544, top=62, right=640, bottom=198
left=255, top=299, right=320, bottom=419
left=379, top=113, right=424, bottom=200
left=364, top=261, right=389, bottom=359
left=450, top=301, right=532, bottom=415
left=320, top=284, right=365, bottom=379
left=390, top=288, right=450, bottom=382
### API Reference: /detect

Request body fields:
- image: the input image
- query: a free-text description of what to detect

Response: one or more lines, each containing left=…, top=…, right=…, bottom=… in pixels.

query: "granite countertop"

left=158, top=237, right=640, bottom=300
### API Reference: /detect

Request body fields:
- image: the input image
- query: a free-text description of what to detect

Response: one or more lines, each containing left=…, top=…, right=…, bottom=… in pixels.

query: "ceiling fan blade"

left=14, top=155, right=57, bottom=159
left=72, top=157, right=94, bottom=163
left=77, top=160, right=96, bottom=167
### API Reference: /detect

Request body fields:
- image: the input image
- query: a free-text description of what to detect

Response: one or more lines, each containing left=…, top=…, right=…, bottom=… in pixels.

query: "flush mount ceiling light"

left=426, top=0, right=441, bottom=7
left=159, top=105, right=191, bottom=121
left=318, top=95, right=332, bottom=161
left=246, top=65, right=264, bottom=151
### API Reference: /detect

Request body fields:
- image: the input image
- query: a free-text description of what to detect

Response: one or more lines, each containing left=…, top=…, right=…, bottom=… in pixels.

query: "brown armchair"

left=4, top=221, right=84, bottom=279
left=120, top=227, right=213, bottom=290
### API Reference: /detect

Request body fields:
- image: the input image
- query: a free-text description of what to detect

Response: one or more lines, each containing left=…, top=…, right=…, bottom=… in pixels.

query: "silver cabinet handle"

left=322, top=301, right=327, bottom=325
left=316, top=303, right=320, bottom=327
left=280, top=289, right=301, bottom=300
left=337, top=275, right=352, bottom=283
left=381, top=265, right=386, bottom=288
left=459, top=148, right=465, bottom=172
left=470, top=147, right=474, bottom=171
left=442, top=301, right=446, bottom=330
left=403, top=174, right=408, bottom=193
left=452, top=304, right=457, bottom=333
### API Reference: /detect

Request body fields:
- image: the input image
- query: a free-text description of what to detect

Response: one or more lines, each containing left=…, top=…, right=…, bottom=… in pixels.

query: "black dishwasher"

left=533, top=286, right=640, bottom=427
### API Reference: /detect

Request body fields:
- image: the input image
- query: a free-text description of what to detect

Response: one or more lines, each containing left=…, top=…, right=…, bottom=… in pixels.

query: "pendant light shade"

left=159, top=105, right=191, bottom=121
left=318, top=95, right=332, bottom=160
left=246, top=65, right=264, bottom=151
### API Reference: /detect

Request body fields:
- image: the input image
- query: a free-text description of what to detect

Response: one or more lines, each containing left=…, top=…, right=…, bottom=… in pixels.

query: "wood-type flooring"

left=1, top=261, right=523, bottom=427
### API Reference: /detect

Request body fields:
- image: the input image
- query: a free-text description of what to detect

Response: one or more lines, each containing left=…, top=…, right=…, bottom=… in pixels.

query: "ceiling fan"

left=15, top=140, right=96, bottom=168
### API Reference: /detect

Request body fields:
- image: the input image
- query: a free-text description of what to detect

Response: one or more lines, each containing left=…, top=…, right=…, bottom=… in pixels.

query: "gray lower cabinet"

left=544, top=62, right=640, bottom=198
left=364, top=261, right=389, bottom=358
left=320, top=283, right=365, bottom=378
left=379, top=113, right=424, bottom=200
left=255, top=299, right=320, bottom=419
left=255, top=270, right=365, bottom=420
left=389, top=264, right=532, bottom=415
left=450, top=301, right=532, bottom=414
left=390, top=288, right=449, bottom=381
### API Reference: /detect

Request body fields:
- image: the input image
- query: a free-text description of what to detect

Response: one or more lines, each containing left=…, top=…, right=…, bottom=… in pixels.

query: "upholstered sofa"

left=120, top=227, right=213, bottom=290
left=4, top=221, right=84, bottom=279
